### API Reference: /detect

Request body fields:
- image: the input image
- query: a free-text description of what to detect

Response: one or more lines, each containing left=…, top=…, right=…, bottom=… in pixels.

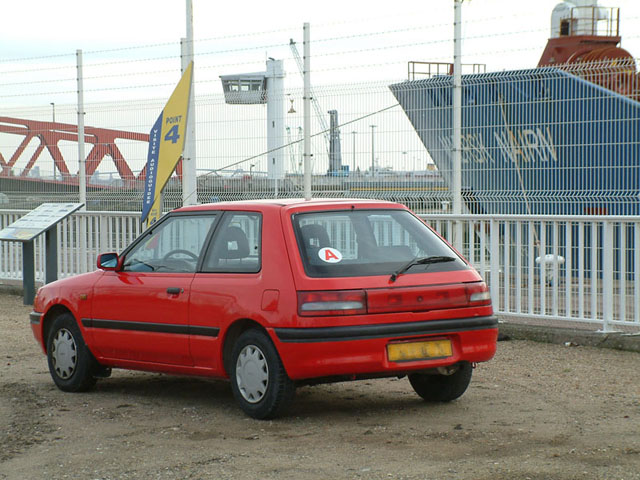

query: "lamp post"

left=370, top=125, right=376, bottom=176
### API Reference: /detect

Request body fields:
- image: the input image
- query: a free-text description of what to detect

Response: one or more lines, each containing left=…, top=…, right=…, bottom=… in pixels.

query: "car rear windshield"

left=292, top=209, right=469, bottom=278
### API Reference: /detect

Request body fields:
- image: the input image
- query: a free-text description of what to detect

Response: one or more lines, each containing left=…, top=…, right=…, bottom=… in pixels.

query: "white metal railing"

left=1, top=210, right=142, bottom=284
left=424, top=214, right=640, bottom=332
left=2, top=209, right=639, bottom=332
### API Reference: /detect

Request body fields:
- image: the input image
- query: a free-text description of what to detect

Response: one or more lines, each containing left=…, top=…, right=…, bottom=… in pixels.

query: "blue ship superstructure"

left=390, top=68, right=640, bottom=215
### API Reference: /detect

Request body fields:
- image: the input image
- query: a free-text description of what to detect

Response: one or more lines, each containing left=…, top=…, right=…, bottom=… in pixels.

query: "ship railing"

left=2, top=210, right=640, bottom=333
left=407, top=61, right=486, bottom=81
left=566, top=6, right=619, bottom=37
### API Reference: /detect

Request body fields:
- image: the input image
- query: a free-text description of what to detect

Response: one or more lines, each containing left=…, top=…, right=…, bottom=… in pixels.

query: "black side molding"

left=274, top=316, right=498, bottom=343
left=82, top=318, right=219, bottom=337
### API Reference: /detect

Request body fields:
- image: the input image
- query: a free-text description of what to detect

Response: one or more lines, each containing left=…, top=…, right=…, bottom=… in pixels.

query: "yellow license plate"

left=387, top=339, right=452, bottom=362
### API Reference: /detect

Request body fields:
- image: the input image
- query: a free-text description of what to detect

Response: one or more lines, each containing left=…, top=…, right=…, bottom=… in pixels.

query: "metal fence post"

left=602, top=220, right=614, bottom=331
left=77, top=49, right=86, bottom=211
left=303, top=22, right=311, bottom=201
left=182, top=0, right=197, bottom=206
left=490, top=218, right=500, bottom=310
left=452, top=0, right=463, bottom=252
left=99, top=215, right=108, bottom=254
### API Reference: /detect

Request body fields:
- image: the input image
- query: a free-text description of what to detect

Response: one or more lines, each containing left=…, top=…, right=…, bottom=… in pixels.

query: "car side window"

left=202, top=212, right=261, bottom=273
left=122, top=215, right=217, bottom=273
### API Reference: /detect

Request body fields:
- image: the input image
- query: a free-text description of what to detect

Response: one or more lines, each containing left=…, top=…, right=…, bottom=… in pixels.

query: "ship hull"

left=390, top=67, right=640, bottom=215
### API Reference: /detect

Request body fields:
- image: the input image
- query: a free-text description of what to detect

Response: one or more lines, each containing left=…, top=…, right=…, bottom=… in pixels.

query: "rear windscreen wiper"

left=390, top=255, right=456, bottom=282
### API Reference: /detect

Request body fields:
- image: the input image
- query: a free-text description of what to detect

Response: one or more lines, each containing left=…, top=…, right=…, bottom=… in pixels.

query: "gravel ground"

left=1, top=291, right=639, bottom=480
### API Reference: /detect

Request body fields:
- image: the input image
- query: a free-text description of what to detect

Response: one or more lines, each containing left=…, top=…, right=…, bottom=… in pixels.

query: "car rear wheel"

left=230, top=329, right=295, bottom=419
left=408, top=362, right=473, bottom=402
left=46, top=313, right=99, bottom=392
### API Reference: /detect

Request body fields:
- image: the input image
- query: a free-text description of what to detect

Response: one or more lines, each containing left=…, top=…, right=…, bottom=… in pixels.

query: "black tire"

left=408, top=362, right=473, bottom=402
left=230, top=329, right=295, bottom=419
left=46, top=313, right=99, bottom=392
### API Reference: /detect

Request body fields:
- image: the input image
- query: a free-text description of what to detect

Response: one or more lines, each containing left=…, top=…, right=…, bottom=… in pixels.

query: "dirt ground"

left=1, top=292, right=639, bottom=480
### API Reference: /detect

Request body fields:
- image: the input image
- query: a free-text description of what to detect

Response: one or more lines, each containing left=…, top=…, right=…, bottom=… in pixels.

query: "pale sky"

left=2, top=0, right=639, bottom=63
left=2, top=0, right=640, bottom=100
left=2, top=0, right=639, bottom=109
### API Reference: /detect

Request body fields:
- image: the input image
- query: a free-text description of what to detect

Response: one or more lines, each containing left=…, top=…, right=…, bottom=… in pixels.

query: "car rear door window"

left=202, top=212, right=261, bottom=273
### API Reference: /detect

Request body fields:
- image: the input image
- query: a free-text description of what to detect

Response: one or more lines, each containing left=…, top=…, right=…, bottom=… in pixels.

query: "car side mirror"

left=97, top=252, right=119, bottom=271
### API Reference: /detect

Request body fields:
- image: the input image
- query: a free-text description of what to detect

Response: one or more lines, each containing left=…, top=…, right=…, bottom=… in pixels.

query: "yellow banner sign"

left=141, top=62, right=193, bottom=227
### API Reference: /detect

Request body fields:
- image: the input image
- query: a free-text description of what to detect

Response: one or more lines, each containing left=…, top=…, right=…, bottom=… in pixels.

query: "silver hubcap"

left=51, top=328, right=77, bottom=379
left=235, top=345, right=269, bottom=403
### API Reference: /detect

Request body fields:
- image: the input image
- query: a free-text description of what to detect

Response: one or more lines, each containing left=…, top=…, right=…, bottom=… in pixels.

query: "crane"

left=289, top=39, right=331, bottom=158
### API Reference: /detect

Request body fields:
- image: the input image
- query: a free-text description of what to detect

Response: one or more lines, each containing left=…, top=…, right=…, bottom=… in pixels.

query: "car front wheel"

left=408, top=362, right=473, bottom=402
left=230, top=329, right=295, bottom=419
left=46, top=313, right=99, bottom=392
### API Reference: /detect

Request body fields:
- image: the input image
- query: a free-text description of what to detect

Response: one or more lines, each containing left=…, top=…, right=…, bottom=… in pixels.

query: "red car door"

left=88, top=213, right=217, bottom=366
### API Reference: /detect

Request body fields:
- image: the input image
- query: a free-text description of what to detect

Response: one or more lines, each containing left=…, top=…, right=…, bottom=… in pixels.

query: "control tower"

left=220, top=59, right=286, bottom=180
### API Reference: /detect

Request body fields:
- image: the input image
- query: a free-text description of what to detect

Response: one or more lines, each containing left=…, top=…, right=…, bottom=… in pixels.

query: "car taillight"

left=466, top=282, right=492, bottom=305
left=297, top=290, right=367, bottom=316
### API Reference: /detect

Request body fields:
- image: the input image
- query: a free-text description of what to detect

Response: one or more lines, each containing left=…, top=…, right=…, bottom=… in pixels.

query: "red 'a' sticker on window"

left=318, top=247, right=343, bottom=263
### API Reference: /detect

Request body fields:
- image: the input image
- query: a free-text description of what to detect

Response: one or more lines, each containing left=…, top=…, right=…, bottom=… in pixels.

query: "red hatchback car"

left=30, top=199, right=498, bottom=419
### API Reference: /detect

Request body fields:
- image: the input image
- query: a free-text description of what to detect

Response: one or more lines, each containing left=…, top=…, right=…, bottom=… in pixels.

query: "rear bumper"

left=274, top=315, right=498, bottom=343
left=273, top=316, right=499, bottom=380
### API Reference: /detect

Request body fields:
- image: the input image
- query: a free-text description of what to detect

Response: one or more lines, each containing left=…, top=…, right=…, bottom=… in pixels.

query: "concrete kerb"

left=0, top=282, right=30, bottom=297
left=499, top=321, right=640, bottom=353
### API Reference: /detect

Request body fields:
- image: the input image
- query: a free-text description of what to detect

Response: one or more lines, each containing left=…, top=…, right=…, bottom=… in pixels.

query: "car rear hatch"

left=285, top=205, right=493, bottom=326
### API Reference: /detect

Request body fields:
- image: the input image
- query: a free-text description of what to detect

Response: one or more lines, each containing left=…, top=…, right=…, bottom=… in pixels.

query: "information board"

left=0, top=203, right=83, bottom=242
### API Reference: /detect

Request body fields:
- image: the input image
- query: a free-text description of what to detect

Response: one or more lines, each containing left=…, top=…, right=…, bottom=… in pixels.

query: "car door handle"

left=166, top=287, right=183, bottom=295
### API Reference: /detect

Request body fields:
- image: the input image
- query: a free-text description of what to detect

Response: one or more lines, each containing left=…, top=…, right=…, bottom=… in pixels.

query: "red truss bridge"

left=0, top=117, right=180, bottom=188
